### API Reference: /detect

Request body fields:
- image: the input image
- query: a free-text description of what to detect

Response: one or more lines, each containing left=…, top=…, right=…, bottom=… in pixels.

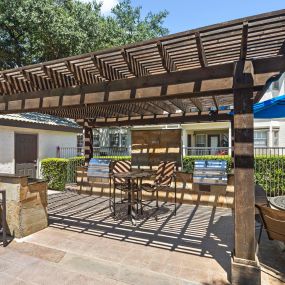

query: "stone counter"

left=0, top=174, right=48, bottom=238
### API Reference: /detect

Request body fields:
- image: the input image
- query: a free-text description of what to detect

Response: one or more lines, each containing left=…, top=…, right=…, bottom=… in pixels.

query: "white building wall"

left=181, top=122, right=230, bottom=148
left=0, top=128, right=14, bottom=174
left=0, top=125, right=78, bottom=177
left=38, top=132, right=77, bottom=159
left=260, top=72, right=285, bottom=102
left=276, top=120, right=285, bottom=147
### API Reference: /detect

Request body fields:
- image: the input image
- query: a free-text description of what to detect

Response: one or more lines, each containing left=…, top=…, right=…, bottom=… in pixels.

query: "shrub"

left=41, top=158, right=69, bottom=191
left=41, top=155, right=285, bottom=195
left=183, top=155, right=232, bottom=173
left=41, top=156, right=131, bottom=190
left=254, top=155, right=285, bottom=196
left=67, top=156, right=85, bottom=183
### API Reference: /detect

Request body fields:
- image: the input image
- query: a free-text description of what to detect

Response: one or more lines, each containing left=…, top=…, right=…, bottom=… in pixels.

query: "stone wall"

left=0, top=175, right=48, bottom=238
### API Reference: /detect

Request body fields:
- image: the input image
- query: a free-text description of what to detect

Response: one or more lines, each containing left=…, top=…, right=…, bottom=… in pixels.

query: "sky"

left=85, top=0, right=285, bottom=34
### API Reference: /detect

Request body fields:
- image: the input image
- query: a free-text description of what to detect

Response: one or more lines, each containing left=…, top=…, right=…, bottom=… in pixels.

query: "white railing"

left=58, top=146, right=285, bottom=158
left=183, top=147, right=231, bottom=156
left=58, top=146, right=131, bottom=159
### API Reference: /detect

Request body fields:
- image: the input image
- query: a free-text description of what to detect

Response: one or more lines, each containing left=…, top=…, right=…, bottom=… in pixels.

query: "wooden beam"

left=240, top=22, right=249, bottom=60
left=121, top=49, right=138, bottom=77
left=169, top=98, right=186, bottom=113
left=279, top=41, right=285, bottom=55
left=150, top=101, right=177, bottom=114
left=2, top=73, right=18, bottom=93
left=157, top=41, right=172, bottom=72
left=42, top=65, right=59, bottom=88
left=195, top=32, right=208, bottom=67
left=92, top=56, right=109, bottom=81
left=0, top=55, right=283, bottom=107
left=65, top=61, right=82, bottom=85
left=22, top=70, right=39, bottom=91
left=0, top=82, right=5, bottom=95
left=212, top=96, right=219, bottom=110
left=0, top=86, right=263, bottom=116
left=137, top=102, right=163, bottom=115
left=190, top=98, right=203, bottom=112
left=0, top=61, right=233, bottom=104
left=231, top=59, right=261, bottom=284
left=85, top=112, right=231, bottom=127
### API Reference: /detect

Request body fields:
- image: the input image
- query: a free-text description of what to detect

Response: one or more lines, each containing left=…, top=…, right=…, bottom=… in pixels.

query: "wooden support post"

left=83, top=120, right=93, bottom=166
left=231, top=60, right=261, bottom=285
left=230, top=118, right=234, bottom=160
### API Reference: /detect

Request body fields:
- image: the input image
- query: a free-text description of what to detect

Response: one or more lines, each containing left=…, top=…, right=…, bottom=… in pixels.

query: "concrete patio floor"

left=0, top=191, right=284, bottom=285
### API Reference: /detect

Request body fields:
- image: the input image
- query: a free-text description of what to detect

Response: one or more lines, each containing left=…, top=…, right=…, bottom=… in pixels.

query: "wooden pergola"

left=1, top=9, right=285, bottom=285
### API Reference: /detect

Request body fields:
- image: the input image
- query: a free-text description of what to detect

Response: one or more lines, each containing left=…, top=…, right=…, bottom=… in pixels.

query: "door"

left=15, top=134, right=38, bottom=178
left=208, top=135, right=220, bottom=155
left=187, top=134, right=192, bottom=155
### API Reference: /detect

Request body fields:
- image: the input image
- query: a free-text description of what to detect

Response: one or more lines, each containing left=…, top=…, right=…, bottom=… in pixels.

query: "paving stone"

left=1, top=191, right=283, bottom=285
left=9, top=241, right=66, bottom=263
left=60, top=253, right=120, bottom=280
left=0, top=272, right=35, bottom=285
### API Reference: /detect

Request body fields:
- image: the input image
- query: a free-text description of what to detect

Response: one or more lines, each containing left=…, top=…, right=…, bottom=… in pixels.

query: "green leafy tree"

left=0, top=0, right=169, bottom=69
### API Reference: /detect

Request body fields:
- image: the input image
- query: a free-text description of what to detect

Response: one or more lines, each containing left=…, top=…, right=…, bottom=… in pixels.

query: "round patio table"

left=268, top=196, right=285, bottom=211
left=113, top=170, right=153, bottom=225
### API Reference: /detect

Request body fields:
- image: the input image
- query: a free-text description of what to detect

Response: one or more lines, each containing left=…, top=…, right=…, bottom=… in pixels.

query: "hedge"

left=183, top=155, right=285, bottom=195
left=67, top=156, right=85, bottom=183
left=41, top=156, right=130, bottom=190
left=41, top=155, right=285, bottom=195
left=41, top=158, right=69, bottom=191
left=254, top=155, right=285, bottom=196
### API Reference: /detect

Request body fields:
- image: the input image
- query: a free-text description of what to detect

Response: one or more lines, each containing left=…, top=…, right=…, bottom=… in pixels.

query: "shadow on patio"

left=48, top=191, right=234, bottom=277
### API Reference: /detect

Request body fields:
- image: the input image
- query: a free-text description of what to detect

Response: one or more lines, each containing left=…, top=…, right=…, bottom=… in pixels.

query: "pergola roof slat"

left=0, top=9, right=284, bottom=123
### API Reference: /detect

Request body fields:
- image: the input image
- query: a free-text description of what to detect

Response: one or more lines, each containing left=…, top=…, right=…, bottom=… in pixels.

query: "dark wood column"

left=230, top=118, right=234, bottom=162
left=231, top=60, right=261, bottom=285
left=83, top=119, right=93, bottom=166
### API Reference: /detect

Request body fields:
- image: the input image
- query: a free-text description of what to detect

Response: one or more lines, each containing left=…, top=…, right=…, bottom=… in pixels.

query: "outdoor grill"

left=193, top=160, right=228, bottom=185
left=87, top=158, right=112, bottom=179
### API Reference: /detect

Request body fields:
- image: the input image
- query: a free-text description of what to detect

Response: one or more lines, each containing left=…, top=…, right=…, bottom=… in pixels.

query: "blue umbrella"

left=254, top=94, right=285, bottom=119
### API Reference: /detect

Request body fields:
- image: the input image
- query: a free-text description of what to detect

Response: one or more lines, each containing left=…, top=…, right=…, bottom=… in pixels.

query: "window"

left=254, top=130, right=268, bottom=147
left=76, top=134, right=83, bottom=156
left=221, top=134, right=229, bottom=147
left=187, top=134, right=192, bottom=147
left=77, top=132, right=100, bottom=148
left=93, top=133, right=100, bottom=147
left=121, top=134, right=127, bottom=147
left=109, top=128, right=129, bottom=147
left=273, top=130, right=279, bottom=147
left=77, top=134, right=83, bottom=148
left=110, top=133, right=120, bottom=147
left=196, top=134, right=206, bottom=147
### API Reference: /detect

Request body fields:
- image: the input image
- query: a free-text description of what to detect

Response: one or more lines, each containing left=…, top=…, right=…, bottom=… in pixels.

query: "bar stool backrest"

left=256, top=203, right=285, bottom=242
left=112, top=160, right=131, bottom=184
left=154, top=161, right=176, bottom=186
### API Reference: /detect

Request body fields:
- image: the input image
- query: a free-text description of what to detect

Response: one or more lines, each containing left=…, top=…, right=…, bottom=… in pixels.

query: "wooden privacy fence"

left=131, top=129, right=182, bottom=168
